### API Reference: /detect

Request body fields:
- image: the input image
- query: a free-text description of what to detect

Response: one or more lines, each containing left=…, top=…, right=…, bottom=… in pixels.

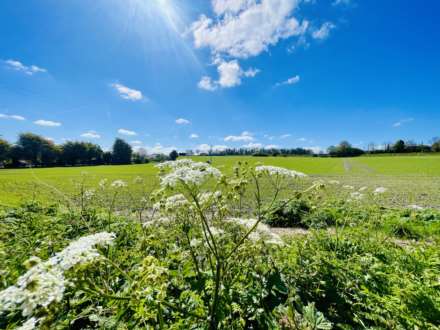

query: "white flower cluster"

left=255, top=165, right=306, bottom=178
left=350, top=192, right=364, bottom=200
left=16, top=317, right=40, bottom=330
left=111, top=180, right=127, bottom=188
left=164, top=194, right=189, bottom=210
left=158, top=159, right=221, bottom=187
left=374, top=187, right=387, bottom=194
left=0, top=232, right=115, bottom=318
left=198, top=191, right=222, bottom=207
left=228, top=218, right=283, bottom=245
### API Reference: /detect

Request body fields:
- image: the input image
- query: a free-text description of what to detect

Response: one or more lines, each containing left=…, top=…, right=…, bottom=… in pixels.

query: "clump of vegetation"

left=0, top=160, right=439, bottom=329
left=264, top=199, right=311, bottom=228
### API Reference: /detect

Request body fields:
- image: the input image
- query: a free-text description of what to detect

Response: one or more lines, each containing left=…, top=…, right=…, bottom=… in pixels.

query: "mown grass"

left=1, top=155, right=440, bottom=207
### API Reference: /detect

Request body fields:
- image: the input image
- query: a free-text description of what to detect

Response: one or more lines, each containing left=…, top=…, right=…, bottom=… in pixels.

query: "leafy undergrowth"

left=0, top=160, right=439, bottom=329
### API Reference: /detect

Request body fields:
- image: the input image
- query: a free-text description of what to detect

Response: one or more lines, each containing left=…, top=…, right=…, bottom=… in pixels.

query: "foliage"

left=0, top=160, right=439, bottom=328
left=111, top=138, right=132, bottom=165
left=265, top=199, right=311, bottom=228
left=327, top=141, right=364, bottom=157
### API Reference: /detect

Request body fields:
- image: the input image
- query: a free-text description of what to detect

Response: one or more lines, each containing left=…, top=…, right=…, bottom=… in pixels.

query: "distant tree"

left=17, top=133, right=49, bottom=165
left=61, top=141, right=103, bottom=165
left=103, top=151, right=112, bottom=164
left=112, top=138, right=132, bottom=164
left=41, top=141, right=59, bottom=166
left=393, top=140, right=406, bottom=153
left=9, top=145, right=24, bottom=167
left=169, top=150, right=178, bottom=161
left=0, top=138, right=11, bottom=165
left=432, top=140, right=440, bottom=152
left=328, top=141, right=364, bottom=157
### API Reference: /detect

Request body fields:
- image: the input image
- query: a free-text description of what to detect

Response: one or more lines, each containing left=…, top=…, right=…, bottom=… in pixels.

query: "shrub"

left=264, top=199, right=311, bottom=228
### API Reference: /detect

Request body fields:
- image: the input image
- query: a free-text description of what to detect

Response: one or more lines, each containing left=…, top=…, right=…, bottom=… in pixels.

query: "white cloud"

left=198, top=60, right=259, bottom=91
left=265, top=144, right=279, bottom=149
left=224, top=131, right=254, bottom=142
left=34, top=119, right=61, bottom=127
left=190, top=133, right=199, bottom=139
left=0, top=113, right=25, bottom=121
left=191, top=0, right=306, bottom=59
left=192, top=0, right=309, bottom=90
left=312, top=22, right=336, bottom=40
left=264, top=134, right=275, bottom=140
left=4, top=59, right=47, bottom=75
left=118, top=128, right=137, bottom=136
left=306, top=146, right=323, bottom=154
left=176, top=118, right=191, bottom=125
left=212, top=0, right=255, bottom=15
left=81, top=131, right=101, bottom=139
left=130, top=140, right=142, bottom=145
left=393, top=118, right=414, bottom=128
left=198, top=76, right=218, bottom=91
left=197, top=144, right=228, bottom=153
left=332, top=0, right=351, bottom=6
left=242, top=142, right=263, bottom=149
left=276, top=75, right=300, bottom=86
left=111, top=83, right=143, bottom=101
left=280, top=134, right=292, bottom=139
left=297, top=137, right=307, bottom=142
left=146, top=143, right=177, bottom=155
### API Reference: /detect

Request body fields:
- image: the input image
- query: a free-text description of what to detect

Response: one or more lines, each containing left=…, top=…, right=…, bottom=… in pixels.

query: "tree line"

left=1, top=132, right=440, bottom=168
left=0, top=133, right=141, bottom=168
left=327, top=139, right=440, bottom=157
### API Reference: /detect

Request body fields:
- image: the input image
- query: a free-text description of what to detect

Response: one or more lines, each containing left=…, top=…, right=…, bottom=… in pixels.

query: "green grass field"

left=1, top=155, right=440, bottom=207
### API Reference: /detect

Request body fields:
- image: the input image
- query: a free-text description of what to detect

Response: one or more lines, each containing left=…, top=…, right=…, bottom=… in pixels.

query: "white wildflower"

left=164, top=194, right=189, bottom=210
left=374, top=187, right=387, bottom=194
left=208, top=226, right=225, bottom=236
left=227, top=218, right=283, bottom=246
left=0, top=260, right=65, bottom=317
left=255, top=166, right=306, bottom=178
left=359, top=186, right=368, bottom=192
left=111, top=180, right=127, bottom=188
left=133, top=176, right=144, bottom=184
left=190, top=238, right=202, bottom=248
left=0, top=232, right=115, bottom=317
left=83, top=189, right=95, bottom=200
left=350, top=192, right=364, bottom=200
left=328, top=180, right=340, bottom=185
left=407, top=204, right=424, bottom=210
left=160, top=164, right=221, bottom=187
left=16, top=317, right=40, bottom=330
left=50, top=232, right=115, bottom=271
left=98, top=179, right=108, bottom=188
left=198, top=191, right=222, bottom=206
left=343, top=185, right=354, bottom=190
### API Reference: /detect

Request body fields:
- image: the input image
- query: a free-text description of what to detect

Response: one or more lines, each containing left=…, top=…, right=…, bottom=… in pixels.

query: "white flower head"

left=111, top=180, right=127, bottom=188
left=407, top=204, right=424, bottom=210
left=227, top=218, right=284, bottom=246
left=343, top=185, right=354, bottom=190
left=374, top=187, right=387, bottom=194
left=350, top=192, right=364, bottom=200
left=255, top=165, right=306, bottom=178
left=0, top=232, right=115, bottom=317
left=158, top=159, right=221, bottom=187
left=16, top=317, right=41, bottom=330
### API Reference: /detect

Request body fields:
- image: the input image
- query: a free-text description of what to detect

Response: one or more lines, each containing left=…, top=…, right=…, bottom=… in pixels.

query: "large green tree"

left=17, top=133, right=58, bottom=165
left=112, top=138, right=132, bottom=164
left=61, top=141, right=103, bottom=165
left=0, top=138, right=11, bottom=165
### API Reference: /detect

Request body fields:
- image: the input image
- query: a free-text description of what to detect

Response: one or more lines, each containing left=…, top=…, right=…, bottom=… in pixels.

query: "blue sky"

left=0, top=0, right=439, bottom=153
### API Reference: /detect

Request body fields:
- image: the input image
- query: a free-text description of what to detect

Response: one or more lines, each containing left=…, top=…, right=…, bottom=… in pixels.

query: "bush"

left=264, top=199, right=311, bottom=228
